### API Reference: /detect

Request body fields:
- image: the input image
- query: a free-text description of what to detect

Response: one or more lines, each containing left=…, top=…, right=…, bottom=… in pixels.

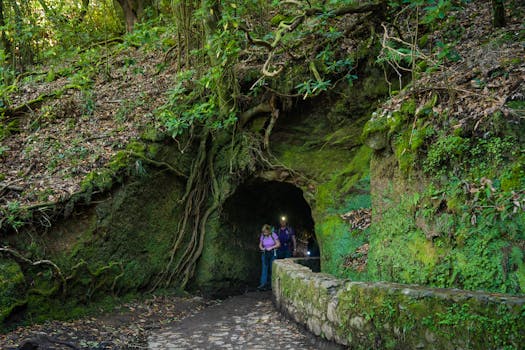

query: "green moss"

left=400, top=99, right=416, bottom=115
left=80, top=140, right=165, bottom=193
left=22, top=291, right=139, bottom=327
left=368, top=169, right=525, bottom=294
left=311, top=146, right=371, bottom=279
left=501, top=162, right=525, bottom=191
left=334, top=282, right=525, bottom=349
left=3, top=141, right=191, bottom=328
left=362, top=115, right=388, bottom=140
left=422, top=134, right=469, bottom=175
left=392, top=132, right=416, bottom=175
left=81, top=168, right=115, bottom=192
left=140, top=127, right=166, bottom=142
left=0, top=260, right=27, bottom=323
left=126, top=141, right=147, bottom=154
left=362, top=103, right=415, bottom=142
left=193, top=210, right=260, bottom=294
left=422, top=302, right=525, bottom=348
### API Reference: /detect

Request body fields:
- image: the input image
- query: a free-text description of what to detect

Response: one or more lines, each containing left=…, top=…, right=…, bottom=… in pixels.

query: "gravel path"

left=148, top=291, right=344, bottom=350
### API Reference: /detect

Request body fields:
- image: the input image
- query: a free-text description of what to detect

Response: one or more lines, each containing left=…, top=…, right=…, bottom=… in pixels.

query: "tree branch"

left=238, top=101, right=272, bottom=128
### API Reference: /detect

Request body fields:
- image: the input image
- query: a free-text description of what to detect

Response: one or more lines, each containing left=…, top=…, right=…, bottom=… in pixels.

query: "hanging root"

left=152, top=110, right=311, bottom=291
left=151, top=128, right=219, bottom=291
left=263, top=95, right=280, bottom=150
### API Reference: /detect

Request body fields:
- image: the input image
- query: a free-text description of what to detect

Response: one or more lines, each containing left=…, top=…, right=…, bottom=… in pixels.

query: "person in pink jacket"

left=257, top=224, right=280, bottom=291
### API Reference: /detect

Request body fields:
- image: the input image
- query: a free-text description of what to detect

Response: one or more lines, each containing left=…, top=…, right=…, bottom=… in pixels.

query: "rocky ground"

left=148, top=291, right=343, bottom=350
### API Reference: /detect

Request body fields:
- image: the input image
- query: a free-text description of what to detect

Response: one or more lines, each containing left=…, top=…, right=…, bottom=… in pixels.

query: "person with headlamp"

left=275, top=215, right=296, bottom=259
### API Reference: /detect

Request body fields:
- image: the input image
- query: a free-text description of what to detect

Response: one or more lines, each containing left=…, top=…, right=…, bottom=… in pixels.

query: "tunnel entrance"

left=218, top=179, right=316, bottom=288
left=193, top=179, right=317, bottom=297
left=223, top=179, right=316, bottom=252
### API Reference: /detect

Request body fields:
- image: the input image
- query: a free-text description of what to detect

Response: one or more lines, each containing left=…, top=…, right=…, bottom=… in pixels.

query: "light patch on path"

left=148, top=291, right=344, bottom=350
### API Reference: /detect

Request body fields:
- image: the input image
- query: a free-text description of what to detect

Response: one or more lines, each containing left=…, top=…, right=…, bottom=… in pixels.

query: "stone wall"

left=272, top=258, right=525, bottom=350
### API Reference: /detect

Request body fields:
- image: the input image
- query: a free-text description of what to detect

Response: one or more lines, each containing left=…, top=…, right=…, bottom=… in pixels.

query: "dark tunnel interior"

left=196, top=179, right=319, bottom=296
left=222, top=179, right=316, bottom=256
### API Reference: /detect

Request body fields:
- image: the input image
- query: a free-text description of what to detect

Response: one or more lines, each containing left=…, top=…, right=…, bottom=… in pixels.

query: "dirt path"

left=0, top=294, right=214, bottom=349
left=148, top=291, right=344, bottom=350
left=2, top=291, right=343, bottom=349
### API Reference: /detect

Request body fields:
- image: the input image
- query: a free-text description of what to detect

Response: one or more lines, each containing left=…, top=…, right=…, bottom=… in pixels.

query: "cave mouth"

left=219, top=179, right=317, bottom=289
left=195, top=179, right=317, bottom=297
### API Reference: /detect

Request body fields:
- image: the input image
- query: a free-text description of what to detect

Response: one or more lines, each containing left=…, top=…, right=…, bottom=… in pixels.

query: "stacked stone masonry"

left=272, top=258, right=525, bottom=350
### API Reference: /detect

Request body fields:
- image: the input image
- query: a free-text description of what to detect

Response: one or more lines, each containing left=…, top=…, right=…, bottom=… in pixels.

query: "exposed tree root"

left=152, top=130, right=211, bottom=290
left=238, top=100, right=272, bottom=128
left=264, top=96, right=279, bottom=150
left=125, top=151, right=188, bottom=178
left=2, top=84, right=82, bottom=120
left=0, top=246, right=66, bottom=294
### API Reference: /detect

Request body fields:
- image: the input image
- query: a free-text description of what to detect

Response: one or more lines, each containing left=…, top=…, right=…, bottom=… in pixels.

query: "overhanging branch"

left=239, top=101, right=272, bottom=128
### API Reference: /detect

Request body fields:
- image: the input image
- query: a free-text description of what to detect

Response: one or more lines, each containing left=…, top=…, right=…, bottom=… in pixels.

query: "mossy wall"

left=273, top=258, right=525, bottom=350
left=0, top=141, right=189, bottom=328
left=191, top=68, right=390, bottom=293
left=271, top=68, right=388, bottom=279
left=365, top=97, right=525, bottom=295
left=0, top=260, right=26, bottom=324
left=191, top=211, right=260, bottom=296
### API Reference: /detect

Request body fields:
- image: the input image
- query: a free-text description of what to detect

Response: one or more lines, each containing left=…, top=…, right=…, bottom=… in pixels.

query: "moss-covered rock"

left=0, top=260, right=27, bottom=323
left=271, top=93, right=376, bottom=280
left=192, top=211, right=260, bottom=296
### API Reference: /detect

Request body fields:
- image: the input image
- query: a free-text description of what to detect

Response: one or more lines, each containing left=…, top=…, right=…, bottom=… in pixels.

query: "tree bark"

left=0, top=0, right=10, bottom=57
left=202, top=0, right=233, bottom=118
left=11, top=0, right=34, bottom=69
left=116, top=0, right=152, bottom=32
left=492, top=0, right=506, bottom=28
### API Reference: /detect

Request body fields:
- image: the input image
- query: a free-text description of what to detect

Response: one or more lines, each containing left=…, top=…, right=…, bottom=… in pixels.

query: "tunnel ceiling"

left=222, top=179, right=315, bottom=239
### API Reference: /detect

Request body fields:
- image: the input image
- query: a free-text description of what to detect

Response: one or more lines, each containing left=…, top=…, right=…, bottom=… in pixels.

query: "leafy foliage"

left=0, top=0, right=122, bottom=74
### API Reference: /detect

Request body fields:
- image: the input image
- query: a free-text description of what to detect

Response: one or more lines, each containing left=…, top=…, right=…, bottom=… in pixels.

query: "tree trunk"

left=0, top=0, right=11, bottom=57
left=492, top=0, right=506, bottom=28
left=201, top=0, right=234, bottom=118
left=12, top=0, right=34, bottom=70
left=116, top=0, right=152, bottom=32
left=173, top=0, right=201, bottom=68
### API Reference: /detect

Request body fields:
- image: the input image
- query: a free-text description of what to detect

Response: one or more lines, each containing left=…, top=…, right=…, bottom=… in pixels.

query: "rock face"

left=272, top=258, right=525, bottom=349
left=364, top=131, right=387, bottom=150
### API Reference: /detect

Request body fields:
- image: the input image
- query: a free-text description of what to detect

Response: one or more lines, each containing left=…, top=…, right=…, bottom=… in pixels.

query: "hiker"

left=258, top=224, right=280, bottom=291
left=275, top=216, right=296, bottom=259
